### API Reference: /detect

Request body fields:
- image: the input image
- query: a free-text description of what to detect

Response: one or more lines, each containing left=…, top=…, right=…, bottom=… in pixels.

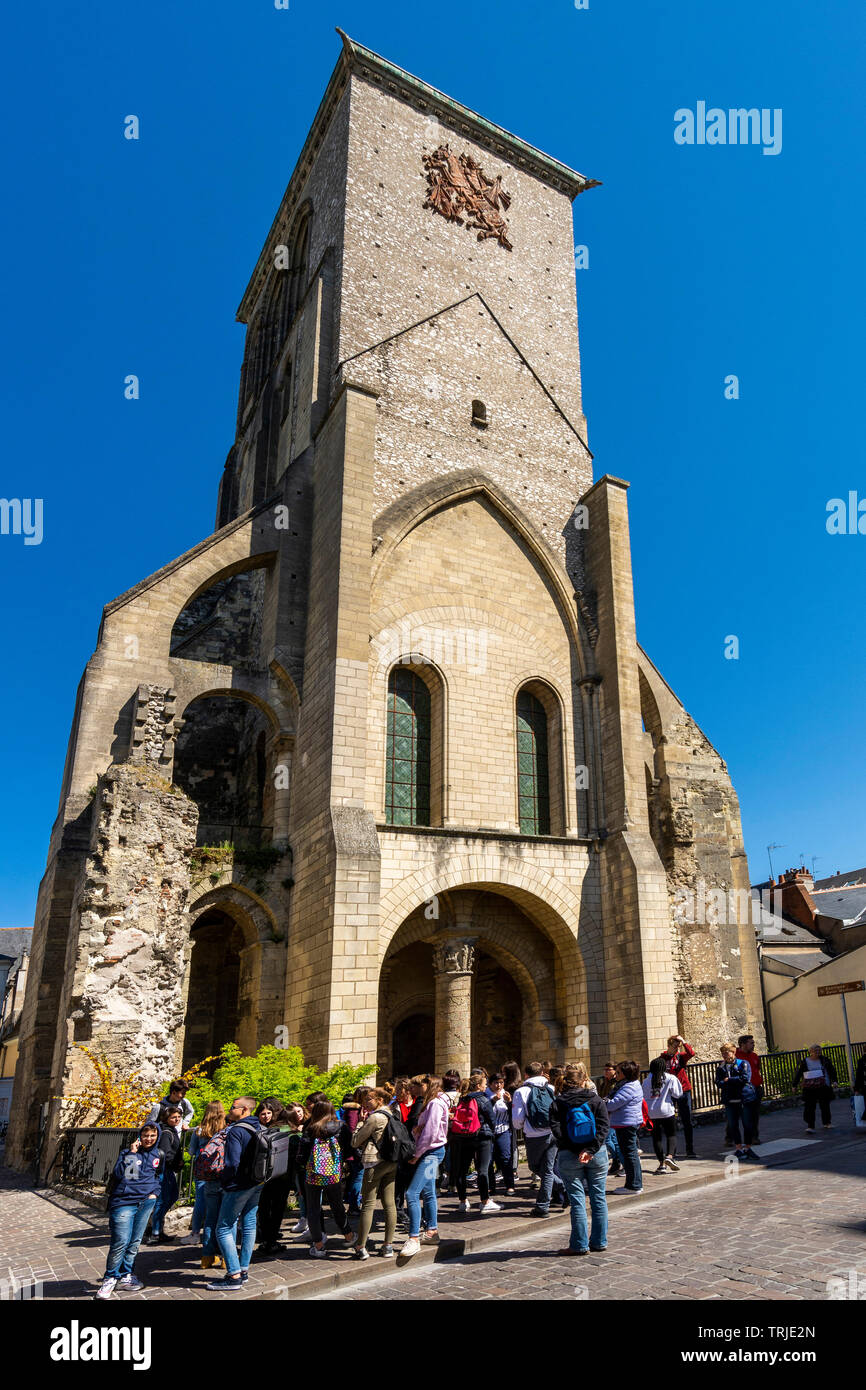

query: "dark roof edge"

left=237, top=30, right=599, bottom=324
left=336, top=30, right=597, bottom=198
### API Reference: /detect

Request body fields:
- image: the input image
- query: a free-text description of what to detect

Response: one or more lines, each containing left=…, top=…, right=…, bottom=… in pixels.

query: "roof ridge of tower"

left=335, top=29, right=598, bottom=198
left=237, top=32, right=599, bottom=323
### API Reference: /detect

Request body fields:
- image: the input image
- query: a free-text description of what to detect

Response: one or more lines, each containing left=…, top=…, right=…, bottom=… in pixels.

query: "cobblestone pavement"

left=324, top=1133, right=866, bottom=1301
left=1, top=1112, right=863, bottom=1301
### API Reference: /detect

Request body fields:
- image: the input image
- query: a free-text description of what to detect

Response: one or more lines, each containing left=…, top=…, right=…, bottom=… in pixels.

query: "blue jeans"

left=488, top=1130, right=515, bottom=1190
left=150, top=1168, right=178, bottom=1236
left=524, top=1133, right=564, bottom=1211
left=405, top=1145, right=445, bottom=1237
left=345, top=1159, right=363, bottom=1212
left=201, top=1180, right=223, bottom=1256
left=614, top=1126, right=642, bottom=1191
left=105, top=1197, right=157, bottom=1279
left=190, top=1178, right=207, bottom=1235
left=605, top=1129, right=623, bottom=1168
left=215, top=1185, right=263, bottom=1276
left=558, top=1148, right=609, bottom=1252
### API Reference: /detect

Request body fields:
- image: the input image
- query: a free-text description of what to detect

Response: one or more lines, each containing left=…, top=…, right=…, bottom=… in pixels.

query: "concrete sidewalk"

left=0, top=1105, right=855, bottom=1301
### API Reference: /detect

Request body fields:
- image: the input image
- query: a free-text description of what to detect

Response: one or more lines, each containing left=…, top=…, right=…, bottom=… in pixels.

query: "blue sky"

left=1, top=0, right=863, bottom=923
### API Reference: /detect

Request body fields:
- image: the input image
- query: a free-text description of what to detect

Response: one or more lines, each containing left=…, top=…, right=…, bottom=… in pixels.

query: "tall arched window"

left=287, top=209, right=311, bottom=326
left=385, top=668, right=431, bottom=826
left=516, top=689, right=550, bottom=835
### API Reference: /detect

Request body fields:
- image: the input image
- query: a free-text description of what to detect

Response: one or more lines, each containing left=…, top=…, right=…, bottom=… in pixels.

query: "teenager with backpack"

left=185, top=1101, right=226, bottom=1269
left=393, top=1077, right=426, bottom=1232
left=604, top=1061, right=644, bottom=1194
left=715, top=1043, right=761, bottom=1161
left=351, top=1087, right=410, bottom=1259
left=255, top=1098, right=294, bottom=1255
left=297, top=1100, right=358, bottom=1258
left=401, top=1075, right=451, bottom=1257
left=451, top=1070, right=500, bottom=1213
left=642, top=1057, right=683, bottom=1174
left=439, top=1070, right=461, bottom=1194
left=511, top=1062, right=565, bottom=1216
left=143, top=1102, right=184, bottom=1244
left=95, top=1122, right=165, bottom=1299
left=486, top=1073, right=516, bottom=1195
left=548, top=1062, right=610, bottom=1256
left=205, top=1096, right=264, bottom=1291
left=338, top=1091, right=364, bottom=1216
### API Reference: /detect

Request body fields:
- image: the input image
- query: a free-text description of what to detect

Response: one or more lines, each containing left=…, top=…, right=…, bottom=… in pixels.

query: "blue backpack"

left=525, top=1085, right=554, bottom=1129
left=566, top=1102, right=597, bottom=1145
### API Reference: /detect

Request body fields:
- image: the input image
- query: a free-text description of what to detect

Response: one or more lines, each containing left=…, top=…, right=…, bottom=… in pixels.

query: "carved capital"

left=432, top=937, right=477, bottom=977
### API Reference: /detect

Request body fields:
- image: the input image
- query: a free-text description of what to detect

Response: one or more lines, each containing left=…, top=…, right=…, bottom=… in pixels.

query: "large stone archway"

left=180, top=886, right=286, bottom=1066
left=377, top=885, right=586, bottom=1077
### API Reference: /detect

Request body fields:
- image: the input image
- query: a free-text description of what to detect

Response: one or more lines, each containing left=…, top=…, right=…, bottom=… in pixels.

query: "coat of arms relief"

left=422, top=144, right=513, bottom=251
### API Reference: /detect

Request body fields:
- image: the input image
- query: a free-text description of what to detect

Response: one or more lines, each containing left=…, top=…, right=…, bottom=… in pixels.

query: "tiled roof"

left=0, top=928, right=33, bottom=965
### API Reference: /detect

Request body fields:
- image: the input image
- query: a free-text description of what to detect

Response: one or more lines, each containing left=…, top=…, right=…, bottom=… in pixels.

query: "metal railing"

left=61, top=1125, right=197, bottom=1198
left=644, top=1040, right=866, bottom=1115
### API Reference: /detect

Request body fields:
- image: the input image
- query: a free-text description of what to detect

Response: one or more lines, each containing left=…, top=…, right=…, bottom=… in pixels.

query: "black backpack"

left=236, top=1123, right=292, bottom=1185
left=378, top=1111, right=415, bottom=1165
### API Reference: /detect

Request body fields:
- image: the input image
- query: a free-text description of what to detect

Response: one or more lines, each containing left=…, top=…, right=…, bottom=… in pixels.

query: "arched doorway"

left=182, top=909, right=244, bottom=1071
left=379, top=930, right=527, bottom=1077
left=392, top=1013, right=435, bottom=1076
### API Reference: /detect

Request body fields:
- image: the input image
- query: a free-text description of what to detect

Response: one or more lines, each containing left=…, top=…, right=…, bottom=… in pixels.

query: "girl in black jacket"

left=451, top=1071, right=499, bottom=1213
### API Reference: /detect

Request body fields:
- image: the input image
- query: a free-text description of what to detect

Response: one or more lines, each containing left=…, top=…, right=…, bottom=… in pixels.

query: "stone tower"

left=7, top=32, right=764, bottom=1174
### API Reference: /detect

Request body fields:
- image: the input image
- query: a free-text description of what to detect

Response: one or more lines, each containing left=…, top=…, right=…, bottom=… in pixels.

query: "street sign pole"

left=840, top=993, right=855, bottom=1089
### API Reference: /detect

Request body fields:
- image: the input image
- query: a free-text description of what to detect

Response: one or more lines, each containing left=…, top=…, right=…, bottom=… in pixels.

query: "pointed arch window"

left=287, top=209, right=311, bottom=326
left=385, top=668, right=431, bottom=826
left=516, top=689, right=550, bottom=835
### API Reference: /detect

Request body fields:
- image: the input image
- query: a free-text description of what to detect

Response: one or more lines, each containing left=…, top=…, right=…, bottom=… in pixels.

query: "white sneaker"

left=480, top=1199, right=501, bottom=1213
left=292, top=1219, right=308, bottom=1235
left=401, top=1237, right=421, bottom=1257
left=95, top=1277, right=117, bottom=1300
left=459, top=1199, right=471, bottom=1212
left=308, top=1241, right=328, bottom=1258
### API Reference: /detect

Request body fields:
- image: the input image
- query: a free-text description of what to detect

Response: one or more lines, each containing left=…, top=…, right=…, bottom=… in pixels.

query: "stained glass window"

left=517, top=690, right=550, bottom=835
left=385, top=668, right=431, bottom=826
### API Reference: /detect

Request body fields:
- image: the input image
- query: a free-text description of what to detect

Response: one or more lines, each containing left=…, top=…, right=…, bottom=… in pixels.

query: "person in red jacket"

left=662, top=1034, right=697, bottom=1159
left=735, top=1035, right=764, bottom=1145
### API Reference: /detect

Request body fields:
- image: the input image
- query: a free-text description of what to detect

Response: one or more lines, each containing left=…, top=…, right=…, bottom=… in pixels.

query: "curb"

left=243, top=1163, right=764, bottom=1301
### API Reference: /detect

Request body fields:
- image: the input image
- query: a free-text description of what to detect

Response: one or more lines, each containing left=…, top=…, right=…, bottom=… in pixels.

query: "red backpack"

left=451, top=1096, right=481, bottom=1135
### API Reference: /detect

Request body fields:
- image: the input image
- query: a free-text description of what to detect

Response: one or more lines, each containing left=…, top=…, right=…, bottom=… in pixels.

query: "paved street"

left=1, top=1112, right=863, bottom=1301
left=328, top=1131, right=866, bottom=1301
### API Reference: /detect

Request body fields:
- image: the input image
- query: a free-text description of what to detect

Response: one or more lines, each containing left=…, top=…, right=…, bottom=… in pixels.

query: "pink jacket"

left=412, top=1094, right=450, bottom=1157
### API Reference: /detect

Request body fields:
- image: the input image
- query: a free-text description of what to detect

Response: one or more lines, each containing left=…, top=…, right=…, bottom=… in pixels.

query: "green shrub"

left=184, top=1043, right=373, bottom=1121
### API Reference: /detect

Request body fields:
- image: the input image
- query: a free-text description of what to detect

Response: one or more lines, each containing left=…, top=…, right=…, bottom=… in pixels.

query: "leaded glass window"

left=385, top=668, right=431, bottom=826
left=517, top=690, right=550, bottom=835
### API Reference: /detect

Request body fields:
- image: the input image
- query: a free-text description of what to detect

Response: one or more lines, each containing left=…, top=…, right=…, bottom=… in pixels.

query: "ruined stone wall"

left=58, top=762, right=198, bottom=1123
left=639, top=661, right=767, bottom=1056
left=173, top=697, right=269, bottom=846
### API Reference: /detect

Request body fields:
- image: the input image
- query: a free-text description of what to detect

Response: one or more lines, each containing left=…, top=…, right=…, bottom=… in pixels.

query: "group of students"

left=94, top=1032, right=852, bottom=1296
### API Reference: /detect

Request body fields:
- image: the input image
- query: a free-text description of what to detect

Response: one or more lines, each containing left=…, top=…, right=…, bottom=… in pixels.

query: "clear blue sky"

left=1, top=1, right=863, bottom=924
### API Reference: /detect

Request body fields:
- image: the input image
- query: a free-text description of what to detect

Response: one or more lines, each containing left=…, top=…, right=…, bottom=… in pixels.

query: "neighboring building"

left=754, top=866, right=866, bottom=1053
left=0, top=929, right=32, bottom=1124
left=6, top=33, right=764, bottom=1174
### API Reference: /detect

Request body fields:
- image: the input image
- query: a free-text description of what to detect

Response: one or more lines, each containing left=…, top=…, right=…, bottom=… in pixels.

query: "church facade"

left=7, top=33, right=764, bottom=1172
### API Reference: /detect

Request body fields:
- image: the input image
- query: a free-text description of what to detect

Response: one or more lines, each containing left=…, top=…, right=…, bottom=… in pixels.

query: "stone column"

left=433, top=938, right=477, bottom=1076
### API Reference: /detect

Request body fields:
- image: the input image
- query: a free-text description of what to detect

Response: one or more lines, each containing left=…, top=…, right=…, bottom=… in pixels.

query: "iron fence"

left=61, top=1125, right=197, bottom=1198
left=644, top=1039, right=866, bottom=1115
